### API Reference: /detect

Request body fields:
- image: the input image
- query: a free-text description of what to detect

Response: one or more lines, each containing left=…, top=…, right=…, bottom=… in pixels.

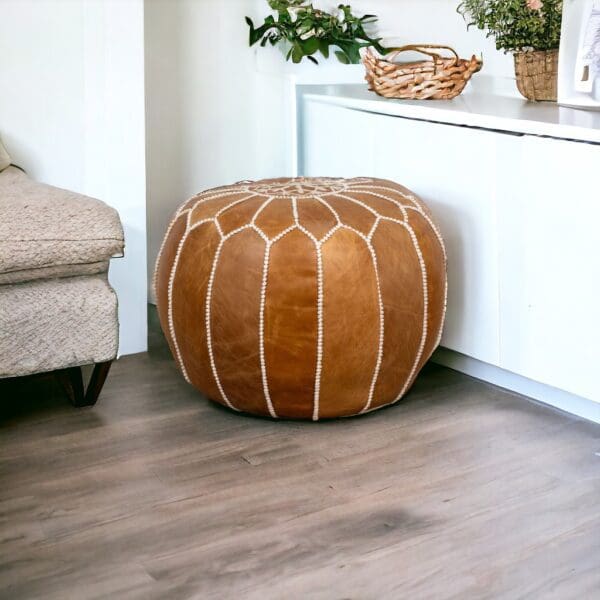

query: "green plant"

left=246, top=0, right=388, bottom=64
left=457, top=0, right=562, bottom=53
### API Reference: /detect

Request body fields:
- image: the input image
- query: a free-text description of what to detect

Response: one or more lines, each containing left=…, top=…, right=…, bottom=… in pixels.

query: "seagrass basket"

left=513, top=49, right=558, bottom=102
left=363, top=45, right=482, bottom=100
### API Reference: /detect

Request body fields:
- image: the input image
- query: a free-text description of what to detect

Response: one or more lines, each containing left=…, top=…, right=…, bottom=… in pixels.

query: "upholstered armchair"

left=0, top=140, right=124, bottom=406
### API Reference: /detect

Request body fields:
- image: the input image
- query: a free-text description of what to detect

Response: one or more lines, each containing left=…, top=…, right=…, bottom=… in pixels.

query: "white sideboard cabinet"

left=299, top=83, right=600, bottom=422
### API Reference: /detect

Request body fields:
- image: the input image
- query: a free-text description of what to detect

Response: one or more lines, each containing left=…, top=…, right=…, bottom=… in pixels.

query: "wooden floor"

left=1, top=311, right=599, bottom=599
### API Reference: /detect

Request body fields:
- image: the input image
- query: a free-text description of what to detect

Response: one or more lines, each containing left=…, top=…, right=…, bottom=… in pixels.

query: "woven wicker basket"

left=513, top=49, right=558, bottom=102
left=363, top=45, right=483, bottom=100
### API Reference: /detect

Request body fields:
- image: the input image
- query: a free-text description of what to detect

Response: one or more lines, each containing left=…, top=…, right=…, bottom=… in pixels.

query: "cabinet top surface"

left=300, top=79, right=600, bottom=144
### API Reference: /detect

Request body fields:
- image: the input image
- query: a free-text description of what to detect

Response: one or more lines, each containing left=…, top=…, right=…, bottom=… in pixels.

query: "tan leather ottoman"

left=155, top=177, right=447, bottom=420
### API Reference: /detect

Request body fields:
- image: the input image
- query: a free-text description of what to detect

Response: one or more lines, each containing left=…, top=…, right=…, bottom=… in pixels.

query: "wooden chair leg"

left=57, top=361, right=112, bottom=407
left=84, top=361, right=112, bottom=406
left=57, top=366, right=85, bottom=406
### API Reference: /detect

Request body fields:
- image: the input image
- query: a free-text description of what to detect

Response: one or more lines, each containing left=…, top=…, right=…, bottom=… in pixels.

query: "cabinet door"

left=301, top=100, right=375, bottom=178
left=370, top=114, right=501, bottom=365
left=497, top=135, right=600, bottom=401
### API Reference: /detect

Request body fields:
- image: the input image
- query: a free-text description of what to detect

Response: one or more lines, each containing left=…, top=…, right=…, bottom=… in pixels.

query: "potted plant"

left=457, top=0, right=563, bottom=101
left=246, top=0, right=388, bottom=64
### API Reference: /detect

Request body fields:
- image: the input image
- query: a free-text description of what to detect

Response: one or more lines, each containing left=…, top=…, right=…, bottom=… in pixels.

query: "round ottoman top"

left=155, top=177, right=447, bottom=420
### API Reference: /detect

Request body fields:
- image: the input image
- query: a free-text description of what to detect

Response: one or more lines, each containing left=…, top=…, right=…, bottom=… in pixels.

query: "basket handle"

left=383, top=44, right=459, bottom=66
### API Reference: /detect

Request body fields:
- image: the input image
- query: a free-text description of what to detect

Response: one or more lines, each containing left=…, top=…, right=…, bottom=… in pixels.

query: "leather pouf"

left=155, top=177, right=447, bottom=420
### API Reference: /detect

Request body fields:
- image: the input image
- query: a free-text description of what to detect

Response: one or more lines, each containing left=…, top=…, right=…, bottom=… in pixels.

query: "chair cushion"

left=0, top=167, right=124, bottom=280
left=0, top=260, right=109, bottom=285
left=0, top=274, right=119, bottom=378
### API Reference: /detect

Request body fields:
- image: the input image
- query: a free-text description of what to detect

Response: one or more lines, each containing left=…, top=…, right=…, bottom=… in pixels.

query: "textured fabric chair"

left=0, top=147, right=124, bottom=406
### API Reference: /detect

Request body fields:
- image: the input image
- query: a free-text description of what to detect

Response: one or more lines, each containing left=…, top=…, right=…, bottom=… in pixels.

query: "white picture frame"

left=558, top=0, right=600, bottom=109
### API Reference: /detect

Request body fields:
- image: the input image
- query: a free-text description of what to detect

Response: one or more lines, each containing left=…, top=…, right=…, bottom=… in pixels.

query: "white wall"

left=0, top=0, right=147, bottom=356
left=0, top=1, right=86, bottom=189
left=145, top=0, right=293, bottom=300
left=83, top=0, right=148, bottom=356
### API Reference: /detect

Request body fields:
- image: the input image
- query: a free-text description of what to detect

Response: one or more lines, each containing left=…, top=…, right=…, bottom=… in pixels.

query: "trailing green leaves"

left=457, top=0, right=562, bottom=53
left=246, top=1, right=388, bottom=64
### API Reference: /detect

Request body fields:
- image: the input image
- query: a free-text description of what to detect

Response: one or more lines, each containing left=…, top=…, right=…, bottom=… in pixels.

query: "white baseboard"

left=432, top=347, right=600, bottom=425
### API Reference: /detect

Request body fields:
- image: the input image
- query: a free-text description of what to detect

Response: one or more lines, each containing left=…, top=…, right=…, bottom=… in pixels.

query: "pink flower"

left=527, top=0, right=543, bottom=9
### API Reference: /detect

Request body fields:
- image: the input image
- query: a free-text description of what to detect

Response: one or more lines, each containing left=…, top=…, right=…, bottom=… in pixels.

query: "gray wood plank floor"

left=1, top=309, right=599, bottom=599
